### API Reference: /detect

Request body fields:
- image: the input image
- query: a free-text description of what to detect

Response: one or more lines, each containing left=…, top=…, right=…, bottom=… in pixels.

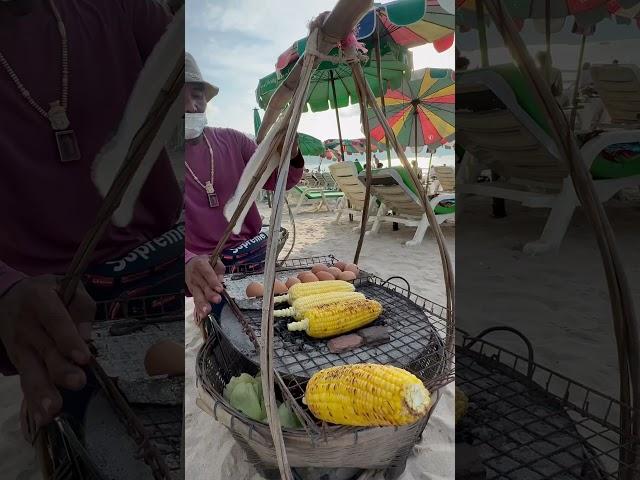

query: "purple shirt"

left=184, top=127, right=303, bottom=263
left=0, top=0, right=182, bottom=295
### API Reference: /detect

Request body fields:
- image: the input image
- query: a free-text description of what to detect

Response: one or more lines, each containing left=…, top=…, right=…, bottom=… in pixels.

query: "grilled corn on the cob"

left=274, top=280, right=354, bottom=305
left=304, top=364, right=431, bottom=426
left=287, top=298, right=382, bottom=338
left=274, top=291, right=365, bottom=319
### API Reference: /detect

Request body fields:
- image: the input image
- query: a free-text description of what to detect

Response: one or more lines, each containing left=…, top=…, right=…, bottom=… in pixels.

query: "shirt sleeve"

left=120, top=0, right=172, bottom=63
left=185, top=248, right=198, bottom=265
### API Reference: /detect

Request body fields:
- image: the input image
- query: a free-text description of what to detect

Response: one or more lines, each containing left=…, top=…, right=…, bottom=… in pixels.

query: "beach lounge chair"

left=358, top=167, right=455, bottom=247
left=328, top=161, right=377, bottom=228
left=456, top=65, right=640, bottom=254
left=288, top=183, right=344, bottom=214
left=430, top=165, right=456, bottom=194
left=590, top=64, right=640, bottom=127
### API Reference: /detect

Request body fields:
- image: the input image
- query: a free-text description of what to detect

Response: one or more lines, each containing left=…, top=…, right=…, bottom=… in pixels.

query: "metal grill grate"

left=206, top=255, right=454, bottom=430
left=456, top=331, right=639, bottom=480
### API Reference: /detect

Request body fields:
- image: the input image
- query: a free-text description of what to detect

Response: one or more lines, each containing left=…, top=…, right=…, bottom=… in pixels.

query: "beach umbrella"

left=254, top=107, right=324, bottom=156
left=368, top=67, right=455, bottom=162
left=297, top=132, right=325, bottom=156
left=324, top=138, right=383, bottom=155
left=257, top=1, right=454, bottom=163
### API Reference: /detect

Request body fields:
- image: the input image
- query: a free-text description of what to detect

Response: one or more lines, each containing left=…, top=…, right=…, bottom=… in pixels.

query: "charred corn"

left=287, top=298, right=382, bottom=338
left=303, top=364, right=431, bottom=426
left=274, top=280, right=354, bottom=305
left=274, top=291, right=365, bottom=319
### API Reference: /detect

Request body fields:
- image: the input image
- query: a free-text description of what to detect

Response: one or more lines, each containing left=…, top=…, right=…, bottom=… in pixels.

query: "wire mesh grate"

left=202, top=255, right=453, bottom=432
left=456, top=332, right=639, bottom=480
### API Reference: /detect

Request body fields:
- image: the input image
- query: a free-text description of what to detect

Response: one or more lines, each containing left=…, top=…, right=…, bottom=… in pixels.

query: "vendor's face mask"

left=184, top=112, right=207, bottom=140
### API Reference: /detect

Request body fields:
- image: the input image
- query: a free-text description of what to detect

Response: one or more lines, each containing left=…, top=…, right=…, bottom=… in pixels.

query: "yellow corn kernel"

left=287, top=298, right=382, bottom=338
left=303, top=364, right=431, bottom=426
left=274, top=280, right=355, bottom=305
left=274, top=291, right=365, bottom=319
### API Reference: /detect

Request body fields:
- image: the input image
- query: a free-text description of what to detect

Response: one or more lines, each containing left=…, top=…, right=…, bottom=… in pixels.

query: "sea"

left=303, top=151, right=455, bottom=172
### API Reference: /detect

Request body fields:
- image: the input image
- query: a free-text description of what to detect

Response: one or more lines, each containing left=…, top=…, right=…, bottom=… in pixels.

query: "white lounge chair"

left=358, top=167, right=455, bottom=247
left=456, top=65, right=640, bottom=254
left=590, top=64, right=640, bottom=126
left=328, top=161, right=377, bottom=228
left=429, top=165, right=456, bottom=194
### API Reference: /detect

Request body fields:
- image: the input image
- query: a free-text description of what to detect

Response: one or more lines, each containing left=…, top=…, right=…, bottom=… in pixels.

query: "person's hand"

left=186, top=255, right=225, bottom=319
left=0, top=275, right=94, bottom=429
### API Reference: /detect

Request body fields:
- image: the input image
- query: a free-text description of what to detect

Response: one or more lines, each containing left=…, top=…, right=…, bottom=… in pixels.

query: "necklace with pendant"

left=185, top=132, right=219, bottom=208
left=0, top=0, right=80, bottom=162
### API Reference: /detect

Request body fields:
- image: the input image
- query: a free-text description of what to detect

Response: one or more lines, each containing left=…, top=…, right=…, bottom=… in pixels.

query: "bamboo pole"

left=484, top=2, right=639, bottom=476
left=375, top=28, right=392, bottom=167
left=569, top=35, right=587, bottom=131
left=330, top=70, right=346, bottom=161
left=477, top=0, right=489, bottom=67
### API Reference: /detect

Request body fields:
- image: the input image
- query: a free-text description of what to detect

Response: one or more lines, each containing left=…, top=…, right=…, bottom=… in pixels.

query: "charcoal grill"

left=196, top=256, right=453, bottom=478
left=456, top=327, right=640, bottom=480
left=39, top=293, right=184, bottom=480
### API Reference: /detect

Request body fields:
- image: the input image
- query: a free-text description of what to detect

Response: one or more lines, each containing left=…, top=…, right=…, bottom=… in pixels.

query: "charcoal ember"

left=357, top=325, right=390, bottom=346
left=327, top=334, right=363, bottom=353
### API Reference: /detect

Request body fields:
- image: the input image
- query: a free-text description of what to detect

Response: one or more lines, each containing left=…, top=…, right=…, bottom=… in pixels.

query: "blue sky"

left=185, top=0, right=455, bottom=143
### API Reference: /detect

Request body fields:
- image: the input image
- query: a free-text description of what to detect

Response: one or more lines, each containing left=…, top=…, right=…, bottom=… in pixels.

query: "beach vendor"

left=0, top=0, right=182, bottom=431
left=183, top=53, right=304, bottom=321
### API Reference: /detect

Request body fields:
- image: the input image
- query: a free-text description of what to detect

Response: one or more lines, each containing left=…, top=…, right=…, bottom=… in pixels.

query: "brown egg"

left=246, top=281, right=264, bottom=298
left=298, top=272, right=319, bottom=283
left=311, top=263, right=330, bottom=274
left=337, top=270, right=357, bottom=281
left=285, top=277, right=301, bottom=289
left=273, top=280, right=288, bottom=295
left=334, top=261, right=347, bottom=271
left=327, top=266, right=342, bottom=277
left=315, top=271, right=335, bottom=281
left=344, top=263, right=360, bottom=276
left=144, top=340, right=185, bottom=377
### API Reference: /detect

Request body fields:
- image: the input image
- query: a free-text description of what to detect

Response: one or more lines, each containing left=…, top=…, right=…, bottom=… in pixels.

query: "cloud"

left=187, top=0, right=455, bottom=141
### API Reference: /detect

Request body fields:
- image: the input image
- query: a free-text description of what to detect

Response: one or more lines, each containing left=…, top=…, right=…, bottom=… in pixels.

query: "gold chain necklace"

left=0, top=0, right=80, bottom=162
left=185, top=132, right=219, bottom=208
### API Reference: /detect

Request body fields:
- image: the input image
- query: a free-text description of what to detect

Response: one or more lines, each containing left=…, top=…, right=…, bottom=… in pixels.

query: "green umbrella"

left=256, top=35, right=410, bottom=113
left=253, top=108, right=324, bottom=156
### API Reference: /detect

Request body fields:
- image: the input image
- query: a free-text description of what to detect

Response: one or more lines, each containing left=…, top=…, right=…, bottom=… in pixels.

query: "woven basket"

left=196, top=321, right=441, bottom=479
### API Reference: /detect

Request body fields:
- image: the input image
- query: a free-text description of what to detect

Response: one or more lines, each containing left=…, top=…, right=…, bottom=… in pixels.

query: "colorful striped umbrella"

left=369, top=68, right=455, bottom=157
left=456, top=0, right=640, bottom=32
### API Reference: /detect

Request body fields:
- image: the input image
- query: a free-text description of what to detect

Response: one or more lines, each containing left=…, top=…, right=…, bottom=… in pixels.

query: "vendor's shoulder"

left=210, top=127, right=255, bottom=143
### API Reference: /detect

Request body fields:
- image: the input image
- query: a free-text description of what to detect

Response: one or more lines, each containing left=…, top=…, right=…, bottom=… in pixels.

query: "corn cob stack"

left=274, top=291, right=365, bottom=319
left=287, top=298, right=382, bottom=338
left=304, top=364, right=431, bottom=426
left=273, top=280, right=354, bottom=305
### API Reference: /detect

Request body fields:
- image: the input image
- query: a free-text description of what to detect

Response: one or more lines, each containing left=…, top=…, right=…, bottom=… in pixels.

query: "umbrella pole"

left=426, top=150, right=434, bottom=195
left=375, top=28, right=392, bottom=167
left=477, top=0, right=489, bottom=67
left=570, top=34, right=587, bottom=131
left=330, top=70, right=345, bottom=161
